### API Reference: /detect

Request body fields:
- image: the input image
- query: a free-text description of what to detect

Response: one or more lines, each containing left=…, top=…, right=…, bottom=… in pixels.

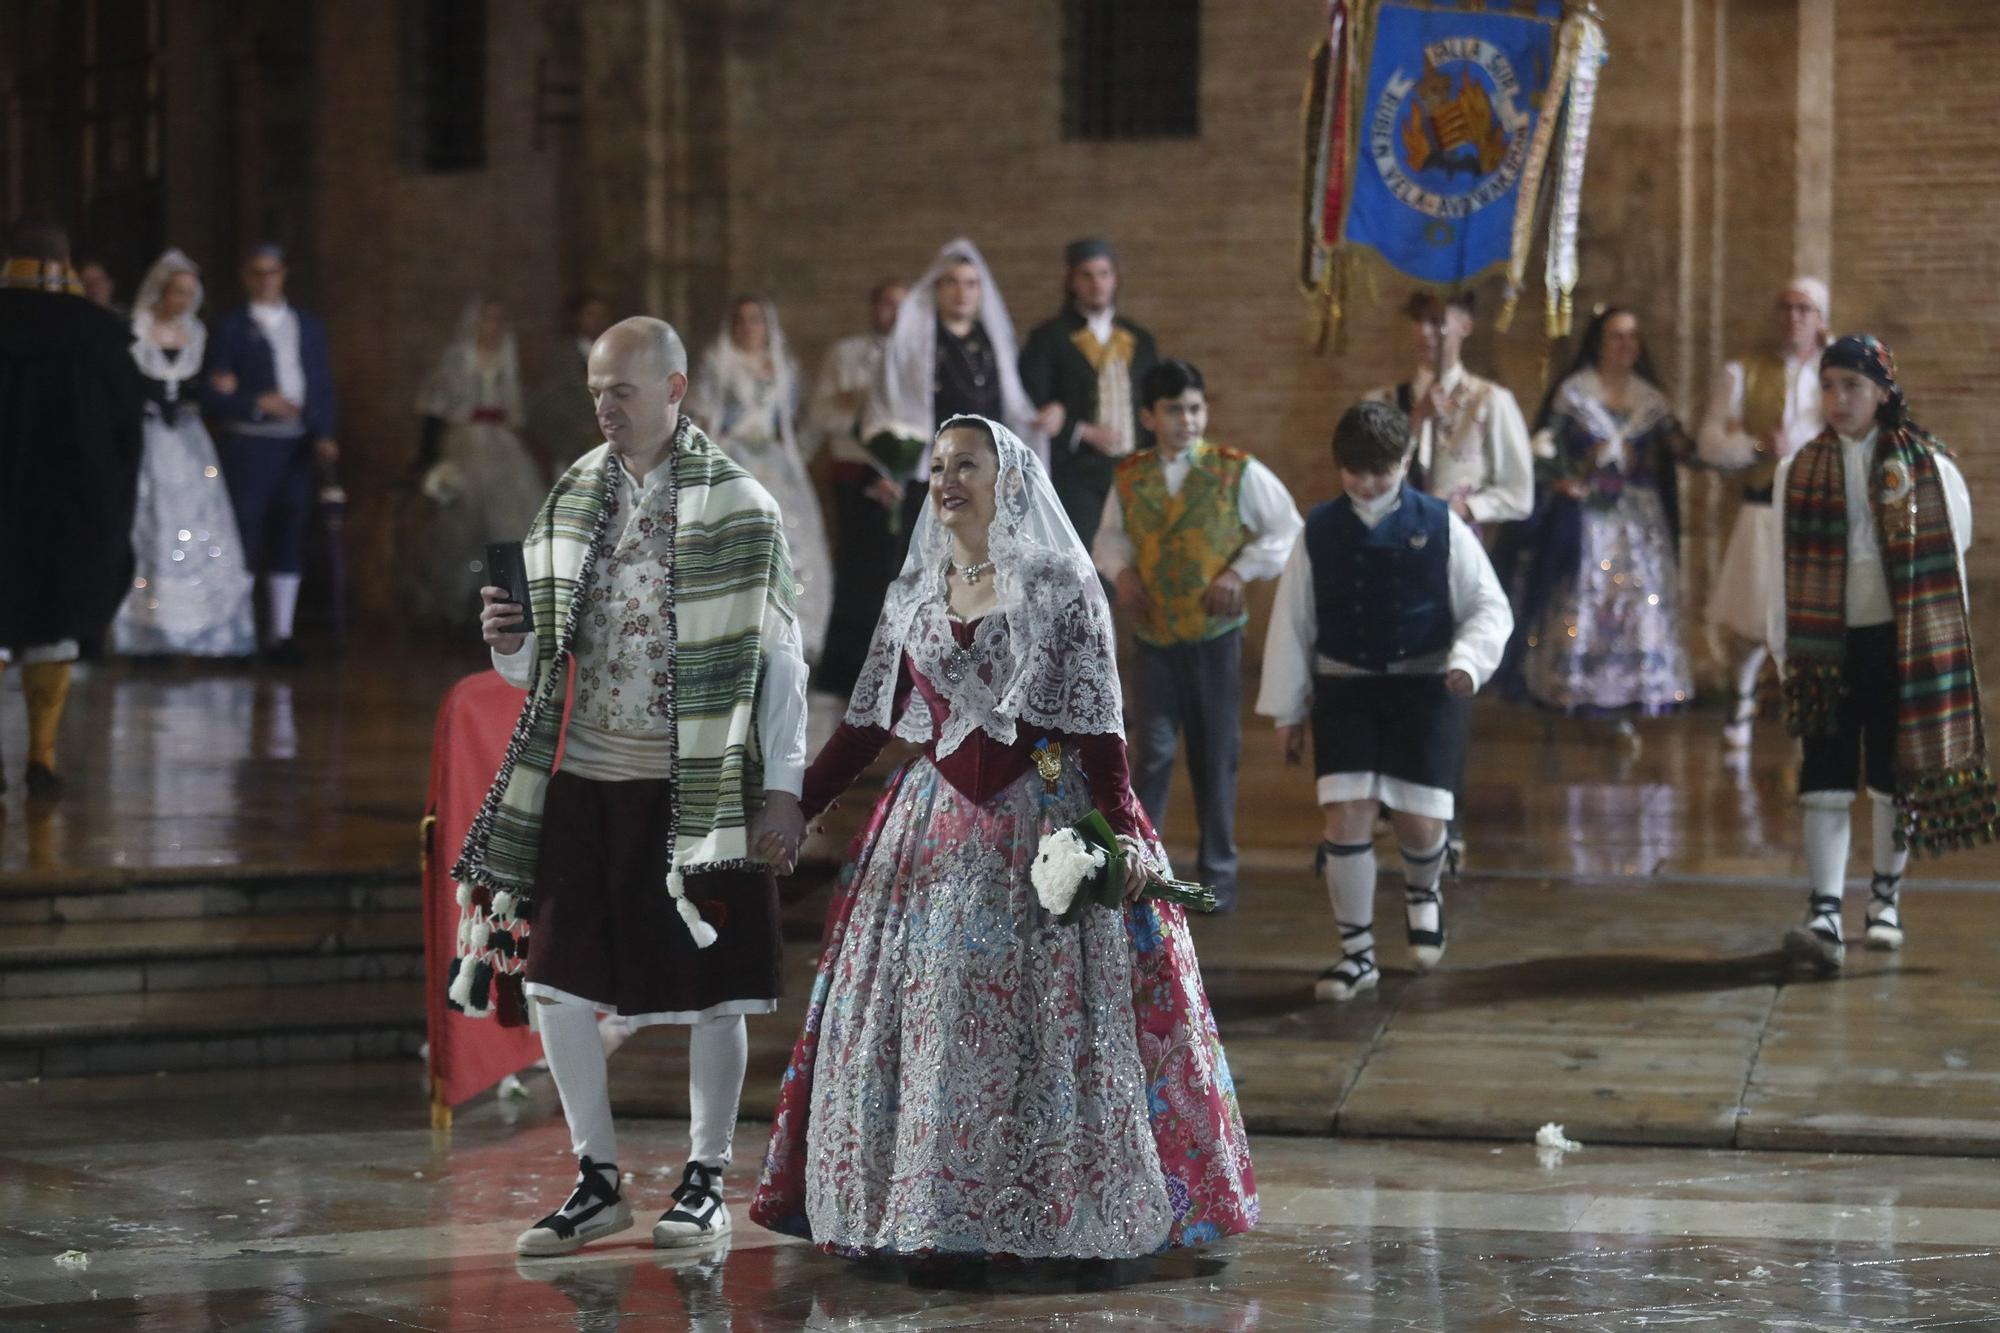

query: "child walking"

left=1257, top=401, right=1512, bottom=999
left=1093, top=359, right=1302, bottom=911
left=1773, top=334, right=1989, bottom=972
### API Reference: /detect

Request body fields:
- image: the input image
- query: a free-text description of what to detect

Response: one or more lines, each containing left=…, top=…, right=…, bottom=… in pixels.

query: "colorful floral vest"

left=1113, top=441, right=1252, bottom=647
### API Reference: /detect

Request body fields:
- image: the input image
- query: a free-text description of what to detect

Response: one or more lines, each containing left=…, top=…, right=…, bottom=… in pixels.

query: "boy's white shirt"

left=1764, top=429, right=1973, bottom=663
left=1090, top=443, right=1304, bottom=583
left=1255, top=495, right=1514, bottom=727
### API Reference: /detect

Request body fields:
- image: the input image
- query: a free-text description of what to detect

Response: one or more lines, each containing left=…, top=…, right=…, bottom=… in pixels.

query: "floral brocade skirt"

left=750, top=756, right=1258, bottom=1259
left=1520, top=488, right=1695, bottom=717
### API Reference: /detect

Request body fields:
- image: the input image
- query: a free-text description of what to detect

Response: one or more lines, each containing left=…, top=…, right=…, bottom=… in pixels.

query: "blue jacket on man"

left=202, top=305, right=337, bottom=442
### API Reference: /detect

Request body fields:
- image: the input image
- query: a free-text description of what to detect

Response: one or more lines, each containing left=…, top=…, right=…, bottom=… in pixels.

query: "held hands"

left=1114, top=568, right=1154, bottom=616
left=1201, top=569, right=1245, bottom=617
left=1278, top=723, right=1307, bottom=766
left=209, top=371, right=239, bottom=396
left=751, top=791, right=805, bottom=875
left=1552, top=477, right=1591, bottom=501
left=478, top=585, right=527, bottom=656
left=1445, top=669, right=1475, bottom=698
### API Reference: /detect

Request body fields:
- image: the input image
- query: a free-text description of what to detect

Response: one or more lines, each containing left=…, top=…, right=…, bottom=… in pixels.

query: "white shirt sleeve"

left=1254, top=538, right=1317, bottom=726
left=1939, top=452, right=1975, bottom=556
left=1091, top=485, right=1134, bottom=580
left=492, top=635, right=537, bottom=690
left=1464, top=388, right=1535, bottom=525
left=1696, top=361, right=1760, bottom=471
left=1229, top=458, right=1305, bottom=582
left=759, top=608, right=810, bottom=797
left=1442, top=512, right=1514, bottom=690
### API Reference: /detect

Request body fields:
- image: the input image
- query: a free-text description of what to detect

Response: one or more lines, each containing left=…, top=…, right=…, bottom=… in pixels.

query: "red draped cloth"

left=423, top=670, right=544, bottom=1108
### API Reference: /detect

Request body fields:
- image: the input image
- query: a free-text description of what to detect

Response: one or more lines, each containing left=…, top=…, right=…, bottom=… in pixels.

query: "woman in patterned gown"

left=1504, top=307, right=1696, bottom=728
left=750, top=414, right=1257, bottom=1260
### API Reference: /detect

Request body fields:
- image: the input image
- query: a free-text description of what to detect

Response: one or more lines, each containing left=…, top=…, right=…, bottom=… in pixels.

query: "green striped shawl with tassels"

left=451, top=419, right=796, bottom=912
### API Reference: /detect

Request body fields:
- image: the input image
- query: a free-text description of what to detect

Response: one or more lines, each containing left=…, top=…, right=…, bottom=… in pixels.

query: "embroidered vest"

left=1738, top=352, right=1789, bottom=496
left=1305, top=487, right=1453, bottom=671
left=1114, top=441, right=1252, bottom=646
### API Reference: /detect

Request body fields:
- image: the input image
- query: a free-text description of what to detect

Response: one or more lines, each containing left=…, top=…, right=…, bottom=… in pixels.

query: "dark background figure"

left=525, top=291, right=613, bottom=481
left=0, top=217, right=144, bottom=796
left=201, top=241, right=339, bottom=665
left=1019, top=237, right=1159, bottom=548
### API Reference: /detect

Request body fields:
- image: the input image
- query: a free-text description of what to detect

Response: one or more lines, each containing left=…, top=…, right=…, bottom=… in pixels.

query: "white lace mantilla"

left=845, top=415, right=1124, bottom=757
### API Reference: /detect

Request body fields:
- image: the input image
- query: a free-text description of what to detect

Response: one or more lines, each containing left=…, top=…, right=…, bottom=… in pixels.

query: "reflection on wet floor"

left=4, top=1069, right=2000, bottom=1331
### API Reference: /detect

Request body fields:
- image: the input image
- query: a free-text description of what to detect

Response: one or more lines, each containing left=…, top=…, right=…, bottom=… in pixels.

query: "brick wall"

left=313, top=0, right=574, bottom=620
left=1832, top=1, right=2000, bottom=629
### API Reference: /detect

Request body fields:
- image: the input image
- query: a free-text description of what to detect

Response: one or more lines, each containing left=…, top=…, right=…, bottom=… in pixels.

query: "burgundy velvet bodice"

left=801, top=618, right=1148, bottom=840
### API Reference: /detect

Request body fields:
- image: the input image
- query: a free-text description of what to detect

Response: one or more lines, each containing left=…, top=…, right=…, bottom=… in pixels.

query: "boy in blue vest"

left=1257, top=400, right=1512, bottom=1000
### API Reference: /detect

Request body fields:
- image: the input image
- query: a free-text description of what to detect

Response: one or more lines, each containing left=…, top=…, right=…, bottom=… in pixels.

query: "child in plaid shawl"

left=1770, top=334, right=1985, bottom=973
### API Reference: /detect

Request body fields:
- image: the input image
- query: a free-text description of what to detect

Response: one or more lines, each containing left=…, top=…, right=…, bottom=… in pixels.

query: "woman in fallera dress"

left=413, top=297, right=546, bottom=625
left=110, top=248, right=256, bottom=657
left=750, top=415, right=1257, bottom=1260
left=1504, top=307, right=1695, bottom=730
left=687, top=296, right=834, bottom=664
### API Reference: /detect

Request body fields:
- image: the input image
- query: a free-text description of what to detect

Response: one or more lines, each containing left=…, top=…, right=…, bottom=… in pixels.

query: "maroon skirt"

left=524, top=770, right=782, bottom=1021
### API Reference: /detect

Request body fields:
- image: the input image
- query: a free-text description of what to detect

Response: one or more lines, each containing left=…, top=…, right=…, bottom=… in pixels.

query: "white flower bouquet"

left=1031, top=809, right=1217, bottom=924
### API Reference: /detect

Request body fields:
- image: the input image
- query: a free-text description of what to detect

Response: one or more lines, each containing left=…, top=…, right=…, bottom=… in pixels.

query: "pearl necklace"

left=948, top=557, right=995, bottom=585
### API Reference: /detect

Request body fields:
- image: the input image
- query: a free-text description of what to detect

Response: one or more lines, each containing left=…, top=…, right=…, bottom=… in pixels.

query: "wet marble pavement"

left=4, top=1065, right=2000, bottom=1330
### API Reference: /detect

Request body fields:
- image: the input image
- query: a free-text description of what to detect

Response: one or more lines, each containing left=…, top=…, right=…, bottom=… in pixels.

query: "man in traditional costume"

left=453, top=317, right=808, bottom=1256
left=806, top=281, right=906, bottom=698
left=1699, top=278, right=1829, bottom=748
left=1020, top=237, right=1160, bottom=548
left=1366, top=291, right=1533, bottom=533
left=1773, top=334, right=1985, bottom=973
left=201, top=242, right=338, bottom=665
left=0, top=218, right=144, bottom=796
left=1093, top=360, right=1302, bottom=913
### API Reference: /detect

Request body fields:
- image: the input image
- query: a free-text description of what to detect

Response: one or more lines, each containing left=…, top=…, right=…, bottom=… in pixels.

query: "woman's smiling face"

left=930, top=424, right=999, bottom=536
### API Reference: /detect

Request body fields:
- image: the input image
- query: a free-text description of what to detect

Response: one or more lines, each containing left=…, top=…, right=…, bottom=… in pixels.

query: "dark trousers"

left=217, top=432, right=315, bottom=576
left=1130, top=629, right=1242, bottom=908
left=1799, top=624, right=1899, bottom=798
left=820, top=473, right=915, bottom=698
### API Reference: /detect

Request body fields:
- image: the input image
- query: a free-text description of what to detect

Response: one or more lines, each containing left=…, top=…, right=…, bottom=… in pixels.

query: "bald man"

left=452, top=316, right=808, bottom=1256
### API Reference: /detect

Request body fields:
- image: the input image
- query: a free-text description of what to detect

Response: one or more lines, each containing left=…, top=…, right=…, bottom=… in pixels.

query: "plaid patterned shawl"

left=446, top=418, right=796, bottom=1014
left=1782, top=426, right=1994, bottom=856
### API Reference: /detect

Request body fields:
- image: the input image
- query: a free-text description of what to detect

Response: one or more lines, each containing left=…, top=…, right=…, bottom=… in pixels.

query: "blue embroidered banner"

left=1341, top=0, right=1564, bottom=287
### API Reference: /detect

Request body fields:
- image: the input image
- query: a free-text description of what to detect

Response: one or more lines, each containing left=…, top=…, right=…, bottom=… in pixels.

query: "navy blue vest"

left=1305, top=486, right=1454, bottom=671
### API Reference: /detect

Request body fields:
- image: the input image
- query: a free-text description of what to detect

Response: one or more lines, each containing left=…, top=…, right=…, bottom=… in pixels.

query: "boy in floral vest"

left=1092, top=359, right=1302, bottom=911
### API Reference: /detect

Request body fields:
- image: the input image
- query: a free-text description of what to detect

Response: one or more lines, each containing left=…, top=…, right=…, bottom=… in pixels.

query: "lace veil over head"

left=844, top=414, right=1123, bottom=756
left=130, top=249, right=207, bottom=383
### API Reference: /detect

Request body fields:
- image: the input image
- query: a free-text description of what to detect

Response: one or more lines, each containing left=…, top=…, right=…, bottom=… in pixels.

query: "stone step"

left=0, top=911, right=425, bottom=999
left=0, top=979, right=426, bottom=1081
left=0, top=869, right=419, bottom=927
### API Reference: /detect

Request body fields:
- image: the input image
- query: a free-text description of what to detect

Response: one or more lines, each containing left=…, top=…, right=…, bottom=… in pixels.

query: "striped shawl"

left=1783, top=427, right=1995, bottom=856
left=446, top=418, right=795, bottom=1016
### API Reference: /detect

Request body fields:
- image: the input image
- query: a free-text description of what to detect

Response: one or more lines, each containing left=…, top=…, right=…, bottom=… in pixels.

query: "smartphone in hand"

left=484, top=541, right=533, bottom=637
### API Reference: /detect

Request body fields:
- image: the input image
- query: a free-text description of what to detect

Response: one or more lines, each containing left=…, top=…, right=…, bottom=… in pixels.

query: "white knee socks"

left=266, top=573, right=303, bottom=642
left=1400, top=833, right=1449, bottom=969
left=687, top=1013, right=747, bottom=1169
left=538, top=996, right=618, bottom=1167
left=1801, top=800, right=1851, bottom=944
left=1319, top=840, right=1376, bottom=958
